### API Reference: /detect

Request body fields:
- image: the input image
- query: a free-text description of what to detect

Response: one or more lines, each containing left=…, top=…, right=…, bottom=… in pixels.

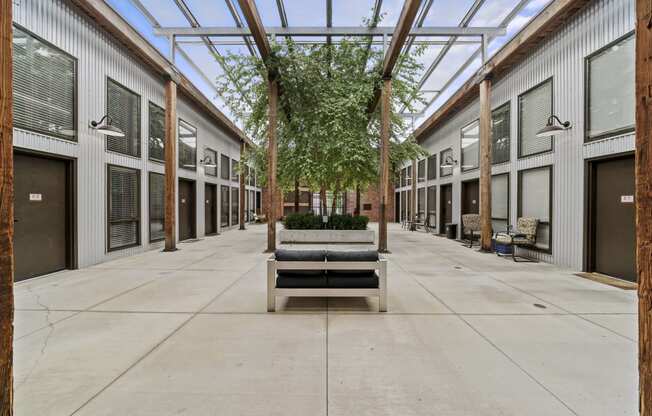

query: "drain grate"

left=533, top=303, right=547, bottom=309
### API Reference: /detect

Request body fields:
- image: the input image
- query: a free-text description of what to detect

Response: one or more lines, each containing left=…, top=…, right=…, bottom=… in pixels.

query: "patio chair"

left=494, top=217, right=539, bottom=262
left=461, top=214, right=481, bottom=248
left=411, top=212, right=428, bottom=232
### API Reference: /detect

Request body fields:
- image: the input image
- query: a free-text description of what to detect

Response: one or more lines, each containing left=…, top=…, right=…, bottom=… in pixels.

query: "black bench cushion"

left=277, top=273, right=327, bottom=288
left=328, top=273, right=379, bottom=288
left=275, top=249, right=325, bottom=276
left=326, top=250, right=378, bottom=276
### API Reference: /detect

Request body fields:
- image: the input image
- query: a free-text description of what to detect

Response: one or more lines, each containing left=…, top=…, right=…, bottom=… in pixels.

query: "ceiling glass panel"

left=421, top=43, right=477, bottom=91
left=469, top=0, right=522, bottom=26
left=420, top=0, right=476, bottom=27
left=284, top=0, right=326, bottom=26
left=138, top=0, right=189, bottom=26
left=184, top=0, right=237, bottom=26
left=332, top=0, right=377, bottom=26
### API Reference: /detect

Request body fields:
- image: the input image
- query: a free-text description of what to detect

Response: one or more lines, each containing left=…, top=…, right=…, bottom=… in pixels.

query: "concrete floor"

left=14, top=223, right=637, bottom=415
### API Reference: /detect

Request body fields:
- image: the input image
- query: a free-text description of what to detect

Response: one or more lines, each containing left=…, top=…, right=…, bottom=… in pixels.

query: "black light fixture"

left=536, top=115, right=572, bottom=138
left=90, top=115, right=125, bottom=137
left=440, top=154, right=458, bottom=169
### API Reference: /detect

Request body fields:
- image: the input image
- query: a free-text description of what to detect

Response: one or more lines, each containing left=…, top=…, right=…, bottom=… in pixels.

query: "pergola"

left=1, top=0, right=652, bottom=414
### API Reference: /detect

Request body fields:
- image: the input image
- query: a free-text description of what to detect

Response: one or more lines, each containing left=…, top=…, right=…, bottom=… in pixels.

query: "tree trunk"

left=0, top=0, right=14, bottom=412
left=331, top=180, right=340, bottom=215
left=378, top=78, right=391, bottom=252
left=320, top=187, right=327, bottom=216
left=294, top=179, right=299, bottom=213
left=355, top=185, right=361, bottom=216
left=266, top=78, right=278, bottom=252
left=239, top=142, right=246, bottom=230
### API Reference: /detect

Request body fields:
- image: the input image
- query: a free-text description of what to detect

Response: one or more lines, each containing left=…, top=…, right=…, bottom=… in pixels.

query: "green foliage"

left=284, top=213, right=369, bottom=230
left=215, top=20, right=428, bottom=194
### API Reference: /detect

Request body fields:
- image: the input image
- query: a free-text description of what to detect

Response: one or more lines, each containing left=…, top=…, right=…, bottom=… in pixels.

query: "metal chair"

left=461, top=214, right=481, bottom=248
left=494, top=217, right=540, bottom=262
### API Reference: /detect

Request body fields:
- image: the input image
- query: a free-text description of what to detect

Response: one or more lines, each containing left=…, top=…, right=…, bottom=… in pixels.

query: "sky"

left=106, top=0, right=553, bottom=135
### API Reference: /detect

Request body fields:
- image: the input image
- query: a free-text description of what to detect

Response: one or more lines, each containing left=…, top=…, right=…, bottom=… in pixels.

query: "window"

left=492, top=103, right=510, bottom=164
left=427, top=155, right=436, bottom=180
left=406, top=189, right=412, bottom=220
left=107, top=165, right=140, bottom=251
left=148, top=102, right=165, bottom=162
left=417, top=159, right=426, bottom=182
left=149, top=172, right=165, bottom=242
left=427, top=186, right=436, bottom=227
left=231, top=159, right=239, bottom=182
left=220, top=185, right=230, bottom=227
left=13, top=25, right=76, bottom=141
left=406, top=166, right=412, bottom=187
left=417, top=188, right=425, bottom=217
left=178, top=119, right=197, bottom=170
left=221, top=154, right=230, bottom=180
left=400, top=190, right=406, bottom=221
left=518, top=79, right=553, bottom=157
left=491, top=174, right=509, bottom=233
left=231, top=187, right=239, bottom=226
left=204, top=148, right=217, bottom=177
left=586, top=34, right=635, bottom=141
left=519, top=166, right=552, bottom=252
left=400, top=168, right=407, bottom=188
left=107, top=79, right=141, bottom=157
left=363, top=203, right=372, bottom=211
left=440, top=148, right=453, bottom=177
left=461, top=120, right=480, bottom=171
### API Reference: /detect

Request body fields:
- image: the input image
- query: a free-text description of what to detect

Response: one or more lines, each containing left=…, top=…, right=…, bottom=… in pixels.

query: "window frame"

left=148, top=171, right=165, bottom=243
left=147, top=101, right=165, bottom=163
left=231, top=158, right=239, bottom=182
left=417, top=159, right=426, bottom=182
left=517, top=77, right=554, bottom=159
left=460, top=119, right=480, bottom=172
left=220, top=154, right=230, bottom=180
left=204, top=147, right=218, bottom=177
left=427, top=154, right=437, bottom=180
left=177, top=118, right=197, bottom=171
left=12, top=23, right=79, bottom=142
left=491, top=172, right=510, bottom=228
left=106, top=164, right=141, bottom=252
left=491, top=101, right=511, bottom=165
left=517, top=165, right=553, bottom=254
left=106, top=77, right=142, bottom=158
left=440, top=147, right=454, bottom=177
left=584, top=31, right=636, bottom=143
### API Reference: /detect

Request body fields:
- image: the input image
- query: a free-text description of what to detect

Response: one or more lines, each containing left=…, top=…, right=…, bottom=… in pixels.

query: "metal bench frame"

left=267, top=258, right=388, bottom=312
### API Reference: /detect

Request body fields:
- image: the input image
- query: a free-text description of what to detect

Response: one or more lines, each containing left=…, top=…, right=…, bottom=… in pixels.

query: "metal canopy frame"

left=125, top=0, right=542, bottom=127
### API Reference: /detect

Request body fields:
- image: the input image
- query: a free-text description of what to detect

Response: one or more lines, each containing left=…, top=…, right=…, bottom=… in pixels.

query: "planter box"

left=280, top=229, right=375, bottom=244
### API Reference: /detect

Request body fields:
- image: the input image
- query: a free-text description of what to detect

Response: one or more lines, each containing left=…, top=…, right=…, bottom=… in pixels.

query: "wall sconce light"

left=536, top=115, right=572, bottom=138
left=440, top=155, right=458, bottom=169
left=90, top=115, right=125, bottom=137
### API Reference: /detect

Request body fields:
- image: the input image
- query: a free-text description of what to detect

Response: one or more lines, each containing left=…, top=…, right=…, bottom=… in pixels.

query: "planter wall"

left=279, top=229, right=375, bottom=244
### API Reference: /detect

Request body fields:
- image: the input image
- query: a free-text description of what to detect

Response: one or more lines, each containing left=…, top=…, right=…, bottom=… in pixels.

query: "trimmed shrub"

left=283, top=213, right=369, bottom=230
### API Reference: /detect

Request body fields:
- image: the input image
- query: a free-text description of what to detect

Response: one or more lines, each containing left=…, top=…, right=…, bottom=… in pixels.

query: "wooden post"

left=0, top=0, right=14, bottom=412
left=239, top=142, right=246, bottom=230
left=378, top=77, right=391, bottom=253
left=164, top=79, right=177, bottom=251
left=267, top=78, right=278, bottom=252
left=479, top=77, right=492, bottom=251
left=637, top=1, right=652, bottom=413
left=411, top=159, right=417, bottom=222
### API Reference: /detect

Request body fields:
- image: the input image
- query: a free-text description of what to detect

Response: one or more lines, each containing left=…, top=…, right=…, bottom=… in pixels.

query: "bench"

left=267, top=249, right=388, bottom=312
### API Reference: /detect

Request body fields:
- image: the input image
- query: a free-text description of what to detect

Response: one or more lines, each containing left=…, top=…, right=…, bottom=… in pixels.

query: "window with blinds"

left=220, top=185, right=230, bottom=227
left=519, top=166, right=552, bottom=251
left=461, top=120, right=479, bottom=172
left=518, top=79, right=553, bottom=157
left=221, top=154, right=230, bottom=180
left=440, top=148, right=453, bottom=177
left=231, top=159, right=239, bottom=182
left=149, top=172, right=165, bottom=242
left=178, top=119, right=197, bottom=170
left=427, top=186, right=436, bottom=226
left=417, top=159, right=426, bottom=182
left=13, top=26, right=76, bottom=141
left=231, top=187, right=239, bottom=226
left=204, top=148, right=217, bottom=177
left=417, top=188, right=425, bottom=217
left=491, top=103, right=510, bottom=164
left=491, top=173, right=509, bottom=233
left=148, top=102, right=165, bottom=162
left=406, top=166, right=412, bottom=187
left=107, top=165, right=140, bottom=251
left=587, top=34, right=635, bottom=141
left=400, top=168, right=407, bottom=188
left=427, top=154, right=436, bottom=180
left=107, top=79, right=141, bottom=157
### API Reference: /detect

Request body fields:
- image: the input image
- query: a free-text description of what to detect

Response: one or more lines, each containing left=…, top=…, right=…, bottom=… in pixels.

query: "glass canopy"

left=107, top=0, right=553, bottom=134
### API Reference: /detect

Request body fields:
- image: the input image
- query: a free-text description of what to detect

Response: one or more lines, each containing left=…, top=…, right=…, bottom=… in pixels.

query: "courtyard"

left=14, top=223, right=637, bottom=416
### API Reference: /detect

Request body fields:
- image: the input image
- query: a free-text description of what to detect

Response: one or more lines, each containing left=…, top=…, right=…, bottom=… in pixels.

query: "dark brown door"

left=204, top=184, right=217, bottom=235
left=591, top=155, right=636, bottom=282
left=14, top=153, right=70, bottom=281
left=462, top=179, right=479, bottom=214
left=440, top=184, right=452, bottom=233
left=395, top=192, right=400, bottom=223
left=179, top=179, right=196, bottom=241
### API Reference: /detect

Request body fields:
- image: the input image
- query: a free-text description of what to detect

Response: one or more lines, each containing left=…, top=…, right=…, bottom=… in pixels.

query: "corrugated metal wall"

left=12, top=0, right=257, bottom=268
left=409, top=0, right=635, bottom=270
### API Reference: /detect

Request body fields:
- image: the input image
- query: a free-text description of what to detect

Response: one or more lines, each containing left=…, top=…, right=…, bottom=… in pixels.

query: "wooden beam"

left=0, top=0, right=14, bottom=412
left=382, top=0, right=423, bottom=78
left=239, top=142, right=246, bottom=230
left=267, top=79, right=279, bottom=252
left=378, top=78, right=391, bottom=252
left=237, top=0, right=272, bottom=60
left=164, top=79, right=178, bottom=251
left=637, top=0, right=652, bottom=413
left=411, top=159, right=417, bottom=223
left=479, top=77, right=492, bottom=251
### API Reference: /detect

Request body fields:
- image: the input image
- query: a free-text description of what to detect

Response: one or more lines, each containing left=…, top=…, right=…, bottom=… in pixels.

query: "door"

left=14, top=152, right=71, bottom=281
left=178, top=179, right=196, bottom=240
left=590, top=155, right=636, bottom=282
left=395, top=192, right=400, bottom=223
left=204, top=183, right=217, bottom=235
left=440, top=184, right=452, bottom=233
left=462, top=179, right=479, bottom=214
